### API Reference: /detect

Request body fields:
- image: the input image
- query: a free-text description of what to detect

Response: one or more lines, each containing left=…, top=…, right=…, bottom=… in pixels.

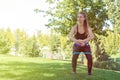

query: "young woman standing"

left=69, top=12, right=94, bottom=75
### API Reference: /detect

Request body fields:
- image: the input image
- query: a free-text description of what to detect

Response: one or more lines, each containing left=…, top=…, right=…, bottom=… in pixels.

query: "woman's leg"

left=72, top=54, right=79, bottom=73
left=85, top=54, right=92, bottom=75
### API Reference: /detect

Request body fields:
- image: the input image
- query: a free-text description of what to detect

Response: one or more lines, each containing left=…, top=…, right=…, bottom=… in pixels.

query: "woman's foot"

left=72, top=71, right=76, bottom=74
left=87, top=74, right=92, bottom=77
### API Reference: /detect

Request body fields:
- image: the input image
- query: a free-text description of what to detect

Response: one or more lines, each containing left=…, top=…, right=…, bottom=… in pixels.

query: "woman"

left=69, top=12, right=94, bottom=75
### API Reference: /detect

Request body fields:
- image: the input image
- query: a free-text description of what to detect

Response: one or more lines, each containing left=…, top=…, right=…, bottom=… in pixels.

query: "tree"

left=103, top=30, right=120, bottom=62
left=38, top=0, right=108, bottom=36
left=20, top=35, right=40, bottom=57
left=107, top=0, right=120, bottom=34
left=94, top=34, right=110, bottom=61
left=104, top=30, right=120, bottom=55
left=105, top=0, right=120, bottom=61
left=6, top=27, right=14, bottom=46
left=49, top=29, right=61, bottom=54
left=37, top=30, right=50, bottom=47
left=14, top=29, right=28, bottom=55
left=0, top=28, right=11, bottom=54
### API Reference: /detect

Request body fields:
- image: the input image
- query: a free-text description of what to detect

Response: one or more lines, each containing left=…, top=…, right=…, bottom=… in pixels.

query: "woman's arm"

left=83, top=27, right=94, bottom=43
left=68, top=26, right=79, bottom=43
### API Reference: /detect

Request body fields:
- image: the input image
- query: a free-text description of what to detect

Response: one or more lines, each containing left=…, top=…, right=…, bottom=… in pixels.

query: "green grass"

left=0, top=55, right=120, bottom=80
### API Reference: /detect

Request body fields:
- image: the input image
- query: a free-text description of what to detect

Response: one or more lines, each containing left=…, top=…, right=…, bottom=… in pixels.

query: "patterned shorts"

left=73, top=43, right=91, bottom=54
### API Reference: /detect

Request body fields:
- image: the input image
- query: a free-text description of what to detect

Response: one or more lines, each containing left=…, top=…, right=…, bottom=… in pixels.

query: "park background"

left=0, top=0, right=120, bottom=80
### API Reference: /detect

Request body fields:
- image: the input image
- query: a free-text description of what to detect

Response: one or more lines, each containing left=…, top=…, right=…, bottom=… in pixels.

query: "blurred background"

left=0, top=0, right=120, bottom=71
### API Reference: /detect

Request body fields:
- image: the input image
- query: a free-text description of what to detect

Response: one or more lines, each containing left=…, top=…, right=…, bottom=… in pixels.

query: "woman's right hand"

left=80, top=42, right=85, bottom=46
left=78, top=39, right=84, bottom=43
left=75, top=39, right=85, bottom=46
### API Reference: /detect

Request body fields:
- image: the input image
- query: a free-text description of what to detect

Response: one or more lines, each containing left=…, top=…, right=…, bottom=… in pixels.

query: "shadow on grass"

left=0, top=59, right=120, bottom=80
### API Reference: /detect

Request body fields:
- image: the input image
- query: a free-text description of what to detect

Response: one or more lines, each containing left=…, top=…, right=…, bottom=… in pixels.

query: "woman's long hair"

left=78, top=12, right=89, bottom=36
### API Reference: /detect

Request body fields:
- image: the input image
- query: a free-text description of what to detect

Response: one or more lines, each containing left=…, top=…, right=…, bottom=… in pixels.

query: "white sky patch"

left=0, top=0, right=50, bottom=35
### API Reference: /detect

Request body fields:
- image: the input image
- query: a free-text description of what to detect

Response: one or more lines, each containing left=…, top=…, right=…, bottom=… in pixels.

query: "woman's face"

left=77, top=14, right=85, bottom=23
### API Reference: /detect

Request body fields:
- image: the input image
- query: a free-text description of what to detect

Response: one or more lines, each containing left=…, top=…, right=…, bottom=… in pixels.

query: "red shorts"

left=73, top=43, right=91, bottom=53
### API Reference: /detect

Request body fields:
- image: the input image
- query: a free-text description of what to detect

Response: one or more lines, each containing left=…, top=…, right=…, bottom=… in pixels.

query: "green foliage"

left=104, top=30, right=120, bottom=55
left=94, top=34, right=110, bottom=61
left=6, top=27, right=14, bottom=45
left=42, top=0, right=108, bottom=35
left=37, top=29, right=61, bottom=54
left=93, top=31, right=120, bottom=71
left=14, top=29, right=28, bottom=54
left=20, top=35, right=40, bottom=57
left=0, top=29, right=12, bottom=54
left=93, top=61, right=120, bottom=71
left=13, top=29, right=40, bottom=57
left=37, top=30, right=50, bottom=47
left=107, top=0, right=120, bottom=33
left=49, top=29, right=61, bottom=53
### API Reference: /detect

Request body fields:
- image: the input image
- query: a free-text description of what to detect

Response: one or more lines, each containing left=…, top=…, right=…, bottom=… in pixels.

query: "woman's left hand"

left=78, top=39, right=86, bottom=46
left=80, top=42, right=85, bottom=46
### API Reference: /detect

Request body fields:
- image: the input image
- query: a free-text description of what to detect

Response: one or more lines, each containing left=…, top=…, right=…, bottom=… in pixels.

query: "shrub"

left=93, top=61, right=120, bottom=71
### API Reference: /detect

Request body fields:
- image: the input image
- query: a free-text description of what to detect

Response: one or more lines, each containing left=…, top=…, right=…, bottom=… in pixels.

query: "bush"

left=0, top=37, right=11, bottom=54
left=19, top=36, right=40, bottom=57
left=93, top=61, right=120, bottom=71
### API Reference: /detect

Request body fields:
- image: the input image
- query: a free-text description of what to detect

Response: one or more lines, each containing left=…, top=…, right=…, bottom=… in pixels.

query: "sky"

left=0, top=0, right=50, bottom=35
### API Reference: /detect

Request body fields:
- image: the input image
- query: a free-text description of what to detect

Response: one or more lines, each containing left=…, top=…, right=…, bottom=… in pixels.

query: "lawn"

left=0, top=55, right=120, bottom=80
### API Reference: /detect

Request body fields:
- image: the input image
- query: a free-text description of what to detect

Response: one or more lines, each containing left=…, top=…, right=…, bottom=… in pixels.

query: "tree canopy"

left=39, top=0, right=108, bottom=35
